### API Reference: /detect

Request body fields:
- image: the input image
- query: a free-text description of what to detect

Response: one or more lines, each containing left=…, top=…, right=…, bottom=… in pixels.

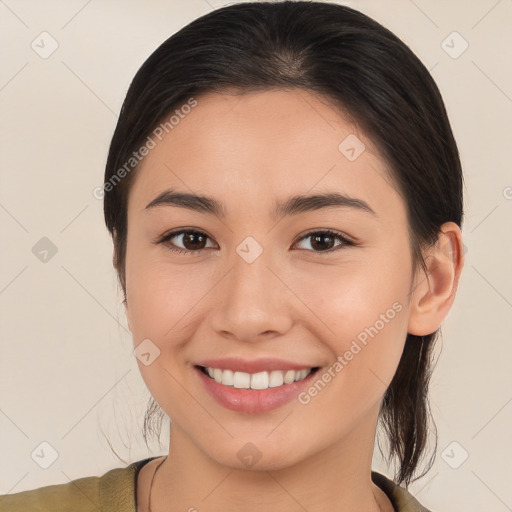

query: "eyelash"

left=154, top=228, right=355, bottom=256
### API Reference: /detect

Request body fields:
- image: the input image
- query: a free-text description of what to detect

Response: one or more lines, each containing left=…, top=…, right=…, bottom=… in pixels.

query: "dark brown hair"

left=103, top=0, right=463, bottom=487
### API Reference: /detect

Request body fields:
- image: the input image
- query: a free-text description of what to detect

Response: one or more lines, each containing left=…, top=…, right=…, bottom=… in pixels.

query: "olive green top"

left=0, top=457, right=431, bottom=511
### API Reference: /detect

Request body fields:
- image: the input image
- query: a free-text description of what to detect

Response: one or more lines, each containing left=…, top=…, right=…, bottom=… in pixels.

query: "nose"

left=209, top=247, right=294, bottom=343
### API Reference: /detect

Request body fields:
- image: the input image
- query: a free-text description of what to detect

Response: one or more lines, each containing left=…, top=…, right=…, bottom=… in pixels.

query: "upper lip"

left=196, top=357, right=319, bottom=374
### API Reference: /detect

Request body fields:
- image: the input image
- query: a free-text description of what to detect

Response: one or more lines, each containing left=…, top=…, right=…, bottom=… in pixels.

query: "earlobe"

left=407, top=222, right=465, bottom=336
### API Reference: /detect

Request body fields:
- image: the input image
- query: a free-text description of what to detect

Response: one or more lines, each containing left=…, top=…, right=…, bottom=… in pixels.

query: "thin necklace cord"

left=148, top=456, right=168, bottom=512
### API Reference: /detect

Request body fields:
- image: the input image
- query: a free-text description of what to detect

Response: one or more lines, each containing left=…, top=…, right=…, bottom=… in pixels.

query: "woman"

left=0, top=1, right=464, bottom=511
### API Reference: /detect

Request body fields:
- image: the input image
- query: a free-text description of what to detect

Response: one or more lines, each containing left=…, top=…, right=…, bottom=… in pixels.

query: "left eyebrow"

left=271, top=191, right=376, bottom=220
left=144, top=188, right=376, bottom=220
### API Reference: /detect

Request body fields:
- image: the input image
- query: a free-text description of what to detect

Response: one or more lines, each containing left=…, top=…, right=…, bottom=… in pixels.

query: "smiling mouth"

left=196, top=365, right=320, bottom=390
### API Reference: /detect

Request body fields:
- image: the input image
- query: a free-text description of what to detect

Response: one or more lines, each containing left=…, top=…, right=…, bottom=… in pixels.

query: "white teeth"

left=268, top=370, right=284, bottom=388
left=283, top=370, right=296, bottom=384
left=203, top=366, right=314, bottom=390
left=233, top=371, right=250, bottom=389
left=221, top=369, right=234, bottom=386
left=295, top=369, right=309, bottom=381
left=213, top=368, right=223, bottom=383
left=250, top=371, right=269, bottom=390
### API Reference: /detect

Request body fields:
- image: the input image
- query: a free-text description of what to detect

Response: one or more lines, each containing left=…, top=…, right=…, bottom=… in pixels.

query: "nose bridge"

left=231, top=246, right=270, bottom=298
left=229, top=241, right=276, bottom=311
left=210, top=239, right=293, bottom=340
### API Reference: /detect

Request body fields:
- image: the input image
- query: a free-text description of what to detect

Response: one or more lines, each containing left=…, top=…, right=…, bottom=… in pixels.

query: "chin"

left=204, top=439, right=307, bottom=473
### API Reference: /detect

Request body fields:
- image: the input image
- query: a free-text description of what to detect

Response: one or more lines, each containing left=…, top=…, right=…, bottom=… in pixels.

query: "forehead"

left=129, top=89, right=403, bottom=220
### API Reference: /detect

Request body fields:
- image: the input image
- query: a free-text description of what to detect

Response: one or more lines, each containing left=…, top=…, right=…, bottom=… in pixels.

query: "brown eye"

left=158, top=229, right=215, bottom=255
left=295, top=230, right=353, bottom=254
left=156, top=228, right=354, bottom=256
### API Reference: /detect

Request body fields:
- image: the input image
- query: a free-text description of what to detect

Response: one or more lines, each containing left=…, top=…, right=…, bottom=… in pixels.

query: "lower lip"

left=194, top=366, right=318, bottom=414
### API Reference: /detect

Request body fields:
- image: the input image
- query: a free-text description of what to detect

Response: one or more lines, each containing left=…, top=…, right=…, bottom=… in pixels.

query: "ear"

left=408, top=222, right=465, bottom=336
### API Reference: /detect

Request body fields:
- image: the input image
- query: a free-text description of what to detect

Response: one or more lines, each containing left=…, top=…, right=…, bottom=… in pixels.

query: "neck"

left=148, top=411, right=388, bottom=512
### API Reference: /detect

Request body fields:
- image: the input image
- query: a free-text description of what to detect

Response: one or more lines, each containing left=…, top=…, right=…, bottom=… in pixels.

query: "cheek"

left=288, top=250, right=412, bottom=402
left=124, top=234, right=213, bottom=341
left=124, top=251, right=212, bottom=416
left=290, top=246, right=411, bottom=334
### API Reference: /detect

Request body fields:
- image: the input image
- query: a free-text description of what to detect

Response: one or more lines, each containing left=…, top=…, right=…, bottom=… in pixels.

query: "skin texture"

left=122, top=89, right=464, bottom=512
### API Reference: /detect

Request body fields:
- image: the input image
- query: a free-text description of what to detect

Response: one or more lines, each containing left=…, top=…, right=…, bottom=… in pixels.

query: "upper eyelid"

left=155, top=228, right=214, bottom=245
left=155, top=228, right=353, bottom=247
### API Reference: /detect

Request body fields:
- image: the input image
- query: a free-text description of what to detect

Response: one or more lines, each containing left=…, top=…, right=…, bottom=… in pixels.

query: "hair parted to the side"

left=103, top=1, right=463, bottom=487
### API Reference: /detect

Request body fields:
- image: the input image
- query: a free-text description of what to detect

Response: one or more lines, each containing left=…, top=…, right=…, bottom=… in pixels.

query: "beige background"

left=1, top=0, right=511, bottom=510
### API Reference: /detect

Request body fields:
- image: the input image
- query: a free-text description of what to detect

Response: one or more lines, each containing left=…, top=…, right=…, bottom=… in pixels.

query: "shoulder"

left=0, top=458, right=155, bottom=512
left=371, top=471, right=433, bottom=512
left=0, top=472, right=104, bottom=512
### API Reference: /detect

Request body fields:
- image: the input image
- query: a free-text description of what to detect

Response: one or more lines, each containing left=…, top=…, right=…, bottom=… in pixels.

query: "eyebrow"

left=144, top=188, right=376, bottom=220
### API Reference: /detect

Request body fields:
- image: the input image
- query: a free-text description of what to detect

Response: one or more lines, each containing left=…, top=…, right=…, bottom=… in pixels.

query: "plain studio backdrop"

left=0, top=1, right=511, bottom=510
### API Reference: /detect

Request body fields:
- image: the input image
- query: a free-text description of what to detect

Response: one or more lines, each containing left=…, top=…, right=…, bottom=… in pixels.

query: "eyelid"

left=153, top=228, right=217, bottom=255
left=153, top=227, right=211, bottom=245
left=154, top=227, right=355, bottom=255
left=296, top=228, right=355, bottom=245
left=293, top=228, right=355, bottom=253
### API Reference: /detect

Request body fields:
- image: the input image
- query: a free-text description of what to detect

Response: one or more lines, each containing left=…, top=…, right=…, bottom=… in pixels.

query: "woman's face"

left=124, top=89, right=418, bottom=470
